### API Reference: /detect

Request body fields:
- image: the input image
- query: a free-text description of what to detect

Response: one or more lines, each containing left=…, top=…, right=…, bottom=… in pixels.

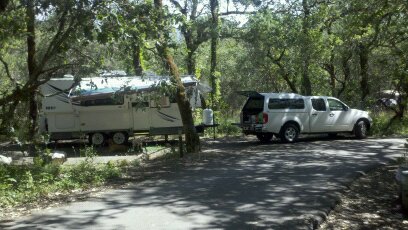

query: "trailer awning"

left=69, top=75, right=208, bottom=98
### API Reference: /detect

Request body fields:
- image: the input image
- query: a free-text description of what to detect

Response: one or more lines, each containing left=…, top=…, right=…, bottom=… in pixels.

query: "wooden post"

left=178, top=129, right=183, bottom=158
left=213, top=113, right=216, bottom=140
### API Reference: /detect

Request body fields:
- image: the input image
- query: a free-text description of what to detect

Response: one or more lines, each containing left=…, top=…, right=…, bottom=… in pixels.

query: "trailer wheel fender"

left=112, top=132, right=128, bottom=145
left=89, top=132, right=105, bottom=146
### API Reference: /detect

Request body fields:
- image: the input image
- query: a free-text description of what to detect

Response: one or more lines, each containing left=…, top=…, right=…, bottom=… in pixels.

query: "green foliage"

left=79, top=146, right=98, bottom=158
left=216, top=122, right=241, bottom=137
left=0, top=0, right=407, bottom=143
left=0, top=147, right=143, bottom=208
left=370, top=112, right=408, bottom=136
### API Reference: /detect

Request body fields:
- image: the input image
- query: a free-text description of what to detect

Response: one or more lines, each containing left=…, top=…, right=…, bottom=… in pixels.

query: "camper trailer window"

left=150, top=96, right=171, bottom=108
left=132, top=101, right=149, bottom=108
left=80, top=96, right=124, bottom=106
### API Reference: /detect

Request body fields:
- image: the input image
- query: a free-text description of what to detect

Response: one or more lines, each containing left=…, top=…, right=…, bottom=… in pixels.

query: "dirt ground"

left=319, top=164, right=408, bottom=229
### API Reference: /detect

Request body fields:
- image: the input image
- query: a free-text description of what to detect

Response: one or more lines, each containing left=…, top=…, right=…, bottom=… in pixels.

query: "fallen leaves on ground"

left=320, top=164, right=408, bottom=229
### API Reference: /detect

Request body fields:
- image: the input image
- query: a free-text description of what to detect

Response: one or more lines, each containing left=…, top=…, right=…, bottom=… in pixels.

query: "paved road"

left=1, top=136, right=404, bottom=230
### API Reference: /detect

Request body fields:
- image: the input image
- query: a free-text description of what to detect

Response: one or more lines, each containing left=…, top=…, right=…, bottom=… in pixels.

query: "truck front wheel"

left=354, top=121, right=368, bottom=139
left=280, top=124, right=299, bottom=143
left=256, top=133, right=273, bottom=143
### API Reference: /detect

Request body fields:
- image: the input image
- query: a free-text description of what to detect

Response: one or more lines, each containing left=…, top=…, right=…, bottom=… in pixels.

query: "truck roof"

left=259, top=92, right=303, bottom=98
left=242, top=92, right=336, bottom=100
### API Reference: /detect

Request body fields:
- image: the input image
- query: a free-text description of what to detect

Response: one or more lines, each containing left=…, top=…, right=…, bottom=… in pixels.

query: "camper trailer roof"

left=69, top=75, right=201, bottom=97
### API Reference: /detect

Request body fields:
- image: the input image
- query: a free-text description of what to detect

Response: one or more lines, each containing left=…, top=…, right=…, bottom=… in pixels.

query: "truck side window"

left=311, top=98, right=326, bottom=111
left=243, top=97, right=264, bottom=110
left=268, top=99, right=305, bottom=109
left=328, top=99, right=347, bottom=111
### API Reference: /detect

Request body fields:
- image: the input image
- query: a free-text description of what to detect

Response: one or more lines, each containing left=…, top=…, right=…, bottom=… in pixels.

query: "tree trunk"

left=359, top=43, right=370, bottom=104
left=154, top=0, right=200, bottom=153
left=26, top=0, right=38, bottom=138
left=338, top=52, right=352, bottom=97
left=28, top=94, right=38, bottom=137
left=324, top=54, right=336, bottom=97
left=210, top=0, right=219, bottom=107
left=300, top=0, right=312, bottom=96
left=183, top=31, right=196, bottom=75
left=132, top=42, right=143, bottom=75
left=0, top=0, right=9, bottom=12
left=186, top=47, right=196, bottom=75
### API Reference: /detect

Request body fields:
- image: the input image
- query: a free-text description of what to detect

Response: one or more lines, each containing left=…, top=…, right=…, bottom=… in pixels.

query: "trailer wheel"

left=90, top=132, right=105, bottom=146
left=112, top=132, right=128, bottom=145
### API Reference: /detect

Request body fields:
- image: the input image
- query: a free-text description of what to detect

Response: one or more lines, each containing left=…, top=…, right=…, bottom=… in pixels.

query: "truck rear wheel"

left=112, top=132, right=128, bottom=145
left=256, top=133, right=273, bottom=143
left=90, top=132, right=105, bottom=146
left=280, top=124, right=299, bottom=143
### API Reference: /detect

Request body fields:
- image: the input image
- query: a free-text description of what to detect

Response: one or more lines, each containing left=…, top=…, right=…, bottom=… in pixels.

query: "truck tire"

left=90, top=132, right=105, bottom=146
left=354, top=121, right=368, bottom=139
left=256, top=133, right=273, bottom=143
left=112, top=132, right=128, bottom=145
left=280, top=123, right=299, bottom=143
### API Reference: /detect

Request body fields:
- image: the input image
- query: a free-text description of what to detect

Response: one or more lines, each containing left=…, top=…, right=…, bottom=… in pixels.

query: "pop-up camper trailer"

left=39, top=74, right=210, bottom=145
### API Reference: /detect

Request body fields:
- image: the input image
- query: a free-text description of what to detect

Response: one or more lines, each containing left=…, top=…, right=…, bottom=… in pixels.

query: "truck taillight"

left=263, top=112, right=268, bottom=124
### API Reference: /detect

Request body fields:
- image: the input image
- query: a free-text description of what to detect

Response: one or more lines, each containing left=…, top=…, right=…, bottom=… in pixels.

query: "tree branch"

left=169, top=0, right=186, bottom=15
left=38, top=63, right=77, bottom=76
left=0, top=55, right=16, bottom=85
left=219, top=10, right=256, bottom=16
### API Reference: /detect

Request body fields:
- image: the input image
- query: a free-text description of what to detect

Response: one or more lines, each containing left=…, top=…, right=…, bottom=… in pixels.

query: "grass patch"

left=145, top=145, right=166, bottom=153
left=0, top=147, right=135, bottom=208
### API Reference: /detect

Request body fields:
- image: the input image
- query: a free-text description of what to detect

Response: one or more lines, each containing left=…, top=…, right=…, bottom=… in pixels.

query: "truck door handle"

left=329, top=113, right=335, bottom=117
left=312, top=113, right=317, bottom=116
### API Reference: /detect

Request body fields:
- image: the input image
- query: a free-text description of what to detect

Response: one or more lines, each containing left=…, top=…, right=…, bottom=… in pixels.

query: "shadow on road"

left=1, top=136, right=404, bottom=230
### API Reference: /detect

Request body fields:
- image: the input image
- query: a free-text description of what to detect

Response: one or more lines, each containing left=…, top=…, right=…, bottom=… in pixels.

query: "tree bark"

left=300, top=0, right=312, bottom=96
left=338, top=52, right=352, bottom=97
left=210, top=0, right=219, bottom=107
left=154, top=0, right=200, bottom=153
left=186, top=45, right=196, bottom=75
left=324, top=55, right=336, bottom=97
left=26, top=0, right=38, bottom=138
left=132, top=42, right=143, bottom=75
left=359, top=43, right=370, bottom=104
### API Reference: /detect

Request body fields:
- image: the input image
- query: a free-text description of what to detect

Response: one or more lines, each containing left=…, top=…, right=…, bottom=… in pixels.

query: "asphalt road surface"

left=1, top=136, right=404, bottom=230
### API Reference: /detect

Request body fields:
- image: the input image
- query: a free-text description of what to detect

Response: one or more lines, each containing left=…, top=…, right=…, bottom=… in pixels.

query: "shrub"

left=370, top=112, right=408, bottom=136
left=0, top=146, right=144, bottom=209
left=102, top=161, right=122, bottom=180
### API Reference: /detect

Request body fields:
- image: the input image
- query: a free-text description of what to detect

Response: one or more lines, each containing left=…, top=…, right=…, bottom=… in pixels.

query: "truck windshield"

left=243, top=97, right=264, bottom=110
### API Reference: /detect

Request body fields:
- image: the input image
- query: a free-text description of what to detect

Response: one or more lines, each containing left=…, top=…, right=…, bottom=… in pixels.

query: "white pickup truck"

left=239, top=91, right=372, bottom=142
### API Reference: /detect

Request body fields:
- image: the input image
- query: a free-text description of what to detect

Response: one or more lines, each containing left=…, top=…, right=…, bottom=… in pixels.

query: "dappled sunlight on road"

left=1, top=136, right=404, bottom=230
